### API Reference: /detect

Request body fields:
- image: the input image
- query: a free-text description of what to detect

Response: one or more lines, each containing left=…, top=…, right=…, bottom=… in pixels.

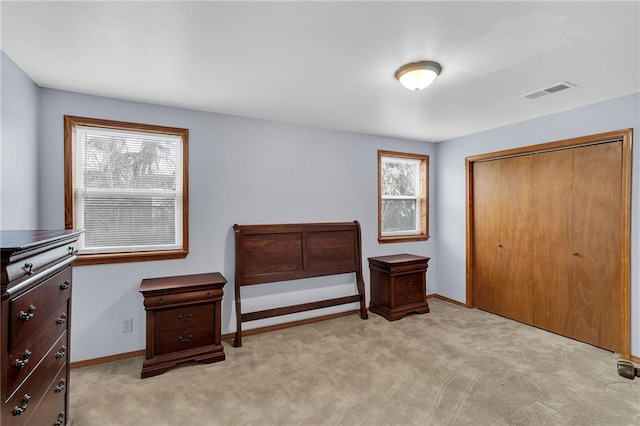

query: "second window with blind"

left=64, top=116, right=189, bottom=265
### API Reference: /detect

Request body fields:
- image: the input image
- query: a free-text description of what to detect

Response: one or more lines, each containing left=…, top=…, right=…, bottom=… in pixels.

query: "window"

left=378, top=150, right=429, bottom=243
left=64, top=116, right=189, bottom=265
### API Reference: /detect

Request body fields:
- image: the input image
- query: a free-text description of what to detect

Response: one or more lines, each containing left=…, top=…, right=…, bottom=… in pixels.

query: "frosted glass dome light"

left=395, top=61, right=442, bottom=91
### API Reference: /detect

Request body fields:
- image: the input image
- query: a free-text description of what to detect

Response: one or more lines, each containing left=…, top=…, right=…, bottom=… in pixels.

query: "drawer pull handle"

left=60, top=280, right=70, bottom=290
left=405, top=279, right=414, bottom=285
left=405, top=293, right=414, bottom=299
left=56, top=313, right=67, bottom=325
left=24, top=263, right=34, bottom=275
left=55, top=412, right=65, bottom=426
left=14, top=350, right=32, bottom=368
left=68, top=246, right=78, bottom=255
left=178, top=335, right=192, bottom=343
left=18, top=305, right=36, bottom=321
left=55, top=346, right=66, bottom=359
left=12, top=394, right=30, bottom=416
left=159, top=297, right=164, bottom=304
left=178, top=314, right=193, bottom=322
left=54, top=378, right=66, bottom=393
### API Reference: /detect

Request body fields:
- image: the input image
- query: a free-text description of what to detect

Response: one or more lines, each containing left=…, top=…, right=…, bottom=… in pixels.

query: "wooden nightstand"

left=139, top=273, right=227, bottom=379
left=368, top=254, right=430, bottom=321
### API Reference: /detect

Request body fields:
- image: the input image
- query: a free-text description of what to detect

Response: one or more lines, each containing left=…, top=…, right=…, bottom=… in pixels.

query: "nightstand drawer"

left=388, top=263, right=428, bottom=274
left=393, top=273, right=424, bottom=307
left=144, top=289, right=219, bottom=309
left=154, top=324, right=214, bottom=356
left=393, top=273, right=423, bottom=293
left=155, top=304, right=213, bottom=333
left=394, top=289, right=424, bottom=307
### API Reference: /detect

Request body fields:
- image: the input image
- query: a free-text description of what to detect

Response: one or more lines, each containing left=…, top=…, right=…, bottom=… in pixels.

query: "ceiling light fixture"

left=394, top=60, right=442, bottom=91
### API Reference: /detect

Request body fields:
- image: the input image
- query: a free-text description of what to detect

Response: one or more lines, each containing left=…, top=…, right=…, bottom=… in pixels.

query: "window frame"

left=64, top=115, right=189, bottom=265
left=377, top=150, right=429, bottom=243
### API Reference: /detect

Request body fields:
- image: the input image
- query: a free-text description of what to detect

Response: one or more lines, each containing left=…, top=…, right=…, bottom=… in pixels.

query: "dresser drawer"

left=154, top=324, right=214, bottom=356
left=9, top=267, right=71, bottom=350
left=23, top=368, right=67, bottom=426
left=144, top=289, right=220, bottom=309
left=4, top=334, right=67, bottom=423
left=4, top=243, right=75, bottom=284
left=155, top=304, right=213, bottom=333
left=5, top=321, right=67, bottom=397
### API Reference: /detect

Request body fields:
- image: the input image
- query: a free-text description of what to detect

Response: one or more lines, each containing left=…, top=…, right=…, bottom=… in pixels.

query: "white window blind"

left=380, top=156, right=420, bottom=236
left=73, top=125, right=183, bottom=254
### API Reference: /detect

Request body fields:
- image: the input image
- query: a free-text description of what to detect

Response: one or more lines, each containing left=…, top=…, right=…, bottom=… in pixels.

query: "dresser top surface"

left=140, top=272, right=227, bottom=294
left=1, top=230, right=83, bottom=253
left=368, top=253, right=430, bottom=266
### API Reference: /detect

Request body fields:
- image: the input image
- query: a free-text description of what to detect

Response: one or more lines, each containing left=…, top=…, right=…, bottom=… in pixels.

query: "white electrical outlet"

left=122, top=318, right=133, bottom=333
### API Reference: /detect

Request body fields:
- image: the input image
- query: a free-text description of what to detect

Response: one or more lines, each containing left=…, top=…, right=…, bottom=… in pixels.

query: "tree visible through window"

left=378, top=150, right=429, bottom=243
left=64, top=116, right=189, bottom=265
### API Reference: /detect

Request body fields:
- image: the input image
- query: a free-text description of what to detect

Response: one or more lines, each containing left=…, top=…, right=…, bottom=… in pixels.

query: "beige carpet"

left=70, top=299, right=640, bottom=425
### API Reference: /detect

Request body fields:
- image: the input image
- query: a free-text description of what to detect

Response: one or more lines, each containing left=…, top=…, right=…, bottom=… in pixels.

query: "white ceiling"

left=2, top=1, right=639, bottom=142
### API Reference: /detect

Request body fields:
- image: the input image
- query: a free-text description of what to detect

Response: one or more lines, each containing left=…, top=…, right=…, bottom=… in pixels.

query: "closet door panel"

left=499, top=156, right=534, bottom=323
left=473, top=160, right=501, bottom=314
left=572, top=142, right=622, bottom=352
left=532, top=150, right=572, bottom=334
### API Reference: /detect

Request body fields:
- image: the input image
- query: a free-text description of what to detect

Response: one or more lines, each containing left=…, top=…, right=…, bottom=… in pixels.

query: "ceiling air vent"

left=521, top=82, right=576, bottom=100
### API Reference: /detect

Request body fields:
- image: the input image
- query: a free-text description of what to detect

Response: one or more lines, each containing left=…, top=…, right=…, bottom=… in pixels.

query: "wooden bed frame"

left=233, top=221, right=369, bottom=347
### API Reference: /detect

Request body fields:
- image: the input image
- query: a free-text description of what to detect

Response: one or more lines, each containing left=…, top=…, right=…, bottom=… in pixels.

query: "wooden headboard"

left=233, top=221, right=368, bottom=347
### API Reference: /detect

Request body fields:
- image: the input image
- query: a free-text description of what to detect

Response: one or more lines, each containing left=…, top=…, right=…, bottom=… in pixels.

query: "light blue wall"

left=5, top=51, right=639, bottom=361
left=36, top=88, right=437, bottom=362
left=1, top=52, right=39, bottom=229
left=435, top=92, right=640, bottom=356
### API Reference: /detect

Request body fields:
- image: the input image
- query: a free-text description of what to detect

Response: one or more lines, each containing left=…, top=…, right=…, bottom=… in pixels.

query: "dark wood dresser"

left=1, top=230, right=82, bottom=425
left=139, top=273, right=227, bottom=379
left=368, top=254, right=430, bottom=321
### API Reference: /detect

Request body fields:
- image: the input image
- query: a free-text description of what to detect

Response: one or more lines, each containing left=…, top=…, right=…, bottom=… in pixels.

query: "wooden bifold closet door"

left=471, top=135, right=628, bottom=356
left=473, top=156, right=534, bottom=325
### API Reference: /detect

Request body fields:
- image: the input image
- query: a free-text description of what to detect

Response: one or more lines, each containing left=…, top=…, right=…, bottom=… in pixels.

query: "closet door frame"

left=465, top=128, right=633, bottom=359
